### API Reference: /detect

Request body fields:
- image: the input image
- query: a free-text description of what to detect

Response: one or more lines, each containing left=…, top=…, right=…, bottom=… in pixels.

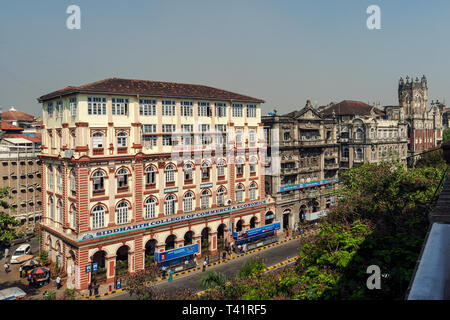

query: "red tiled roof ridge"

left=39, top=78, right=265, bottom=103
left=1, top=122, right=24, bottom=131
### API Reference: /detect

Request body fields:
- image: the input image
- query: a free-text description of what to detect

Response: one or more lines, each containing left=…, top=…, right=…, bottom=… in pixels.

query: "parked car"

left=10, top=244, right=31, bottom=264
left=0, top=287, right=27, bottom=300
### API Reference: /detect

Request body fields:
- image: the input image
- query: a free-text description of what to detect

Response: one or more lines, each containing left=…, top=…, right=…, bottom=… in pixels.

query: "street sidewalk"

left=80, top=228, right=315, bottom=299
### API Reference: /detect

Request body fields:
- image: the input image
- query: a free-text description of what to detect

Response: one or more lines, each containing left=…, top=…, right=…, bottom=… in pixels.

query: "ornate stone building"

left=321, top=100, right=409, bottom=169
left=263, top=100, right=339, bottom=231
left=396, top=75, right=443, bottom=156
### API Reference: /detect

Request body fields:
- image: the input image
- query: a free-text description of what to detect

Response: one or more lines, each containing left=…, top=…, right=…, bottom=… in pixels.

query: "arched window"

left=356, top=148, right=363, bottom=160
left=235, top=184, right=244, bottom=203
left=92, top=205, right=105, bottom=229
left=184, top=163, right=193, bottom=181
left=165, top=164, right=175, bottom=183
left=116, top=201, right=129, bottom=225
left=145, top=197, right=157, bottom=219
left=117, top=132, right=127, bottom=147
left=93, top=132, right=104, bottom=148
left=183, top=192, right=194, bottom=213
left=145, top=166, right=156, bottom=185
left=57, top=199, right=63, bottom=223
left=71, top=205, right=77, bottom=229
left=49, top=196, right=54, bottom=220
left=47, top=165, right=54, bottom=189
left=217, top=159, right=225, bottom=177
left=93, top=170, right=105, bottom=191
left=70, top=170, right=76, bottom=192
left=249, top=182, right=257, bottom=201
left=217, top=187, right=226, bottom=207
left=201, top=162, right=210, bottom=179
left=165, top=195, right=175, bottom=216
left=201, top=190, right=210, bottom=209
left=343, top=147, right=349, bottom=158
left=56, top=167, right=62, bottom=193
left=355, top=128, right=364, bottom=140
left=117, top=168, right=129, bottom=188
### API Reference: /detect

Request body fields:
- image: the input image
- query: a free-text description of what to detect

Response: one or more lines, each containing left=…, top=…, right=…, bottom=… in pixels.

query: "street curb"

left=81, top=232, right=306, bottom=299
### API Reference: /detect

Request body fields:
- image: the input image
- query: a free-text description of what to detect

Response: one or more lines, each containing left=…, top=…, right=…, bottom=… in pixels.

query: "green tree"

left=443, top=127, right=450, bottom=142
left=43, top=290, right=57, bottom=300
left=39, top=250, right=49, bottom=266
left=199, top=271, right=227, bottom=290
left=0, top=187, right=20, bottom=247
left=238, top=257, right=266, bottom=278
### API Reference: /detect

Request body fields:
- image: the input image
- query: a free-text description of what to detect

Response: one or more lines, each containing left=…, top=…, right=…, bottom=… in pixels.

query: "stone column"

left=105, top=255, right=116, bottom=284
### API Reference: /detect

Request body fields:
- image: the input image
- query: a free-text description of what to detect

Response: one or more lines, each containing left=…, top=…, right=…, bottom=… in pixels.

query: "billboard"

left=154, top=243, right=199, bottom=263
left=233, top=222, right=281, bottom=240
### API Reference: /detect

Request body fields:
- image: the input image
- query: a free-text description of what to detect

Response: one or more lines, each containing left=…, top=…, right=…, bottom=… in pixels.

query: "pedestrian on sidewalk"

left=205, top=256, right=209, bottom=265
left=4, top=248, right=9, bottom=260
left=28, top=273, right=32, bottom=287
left=168, top=270, right=173, bottom=283
left=4, top=262, right=9, bottom=273
left=19, top=265, right=23, bottom=278
left=202, top=260, right=206, bottom=272
left=161, top=265, right=167, bottom=279
left=88, top=283, right=93, bottom=296
left=56, top=276, right=61, bottom=289
left=222, top=251, right=226, bottom=260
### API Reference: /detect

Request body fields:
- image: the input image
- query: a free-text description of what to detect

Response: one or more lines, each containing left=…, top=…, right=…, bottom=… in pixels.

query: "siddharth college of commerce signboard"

left=77, top=200, right=267, bottom=242
left=279, top=177, right=339, bottom=192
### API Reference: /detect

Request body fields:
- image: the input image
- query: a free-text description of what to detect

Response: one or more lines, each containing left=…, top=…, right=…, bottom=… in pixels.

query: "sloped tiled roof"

left=321, top=100, right=385, bottom=117
left=1, top=122, right=24, bottom=131
left=38, top=78, right=265, bottom=103
left=1, top=108, right=35, bottom=122
left=3, top=133, right=41, bottom=143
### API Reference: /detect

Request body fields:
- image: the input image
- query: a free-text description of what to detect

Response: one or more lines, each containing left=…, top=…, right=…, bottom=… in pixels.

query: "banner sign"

left=78, top=200, right=267, bottom=242
left=154, top=243, right=199, bottom=263
left=233, top=222, right=280, bottom=240
left=85, top=264, right=91, bottom=273
left=200, top=183, right=213, bottom=188
left=279, top=177, right=339, bottom=192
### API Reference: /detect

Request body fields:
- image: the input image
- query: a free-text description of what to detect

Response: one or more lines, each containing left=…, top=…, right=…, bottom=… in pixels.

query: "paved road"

left=107, top=237, right=302, bottom=300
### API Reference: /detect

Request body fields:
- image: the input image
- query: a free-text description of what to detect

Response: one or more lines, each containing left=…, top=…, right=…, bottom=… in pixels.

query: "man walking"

left=4, top=262, right=9, bottom=273
left=202, top=260, right=206, bottom=272
left=19, top=265, right=23, bottom=278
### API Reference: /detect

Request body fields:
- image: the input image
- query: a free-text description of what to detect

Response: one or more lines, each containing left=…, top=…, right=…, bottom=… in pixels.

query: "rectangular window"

left=56, top=101, right=63, bottom=118
left=48, top=102, right=54, bottom=117
left=215, top=124, right=226, bottom=132
left=247, top=104, right=257, bottom=117
left=162, top=124, right=176, bottom=133
left=69, top=98, right=77, bottom=117
left=162, top=100, right=176, bottom=116
left=88, top=97, right=107, bottom=115
left=232, top=104, right=243, bottom=117
left=139, top=99, right=156, bottom=116
left=142, top=135, right=157, bottom=148
left=199, top=124, right=210, bottom=132
left=215, top=102, right=227, bottom=117
left=142, top=124, right=157, bottom=134
left=181, top=101, right=193, bottom=117
left=181, top=124, right=193, bottom=132
left=112, top=98, right=129, bottom=115
left=198, top=102, right=211, bottom=117
left=163, top=135, right=173, bottom=146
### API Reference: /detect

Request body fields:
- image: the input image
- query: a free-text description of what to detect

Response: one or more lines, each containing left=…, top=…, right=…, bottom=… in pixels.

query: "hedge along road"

left=106, top=236, right=303, bottom=300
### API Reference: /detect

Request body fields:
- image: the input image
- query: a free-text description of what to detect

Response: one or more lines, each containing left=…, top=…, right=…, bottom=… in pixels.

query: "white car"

left=10, top=244, right=31, bottom=264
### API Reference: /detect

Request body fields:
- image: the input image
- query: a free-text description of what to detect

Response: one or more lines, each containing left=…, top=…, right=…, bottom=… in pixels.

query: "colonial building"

left=38, top=78, right=275, bottom=290
left=0, top=107, right=42, bottom=232
left=321, top=100, right=409, bottom=169
left=262, top=100, right=339, bottom=231
left=397, top=75, right=443, bottom=155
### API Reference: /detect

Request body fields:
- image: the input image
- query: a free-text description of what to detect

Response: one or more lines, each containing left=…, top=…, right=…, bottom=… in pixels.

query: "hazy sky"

left=1, top=0, right=450, bottom=117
